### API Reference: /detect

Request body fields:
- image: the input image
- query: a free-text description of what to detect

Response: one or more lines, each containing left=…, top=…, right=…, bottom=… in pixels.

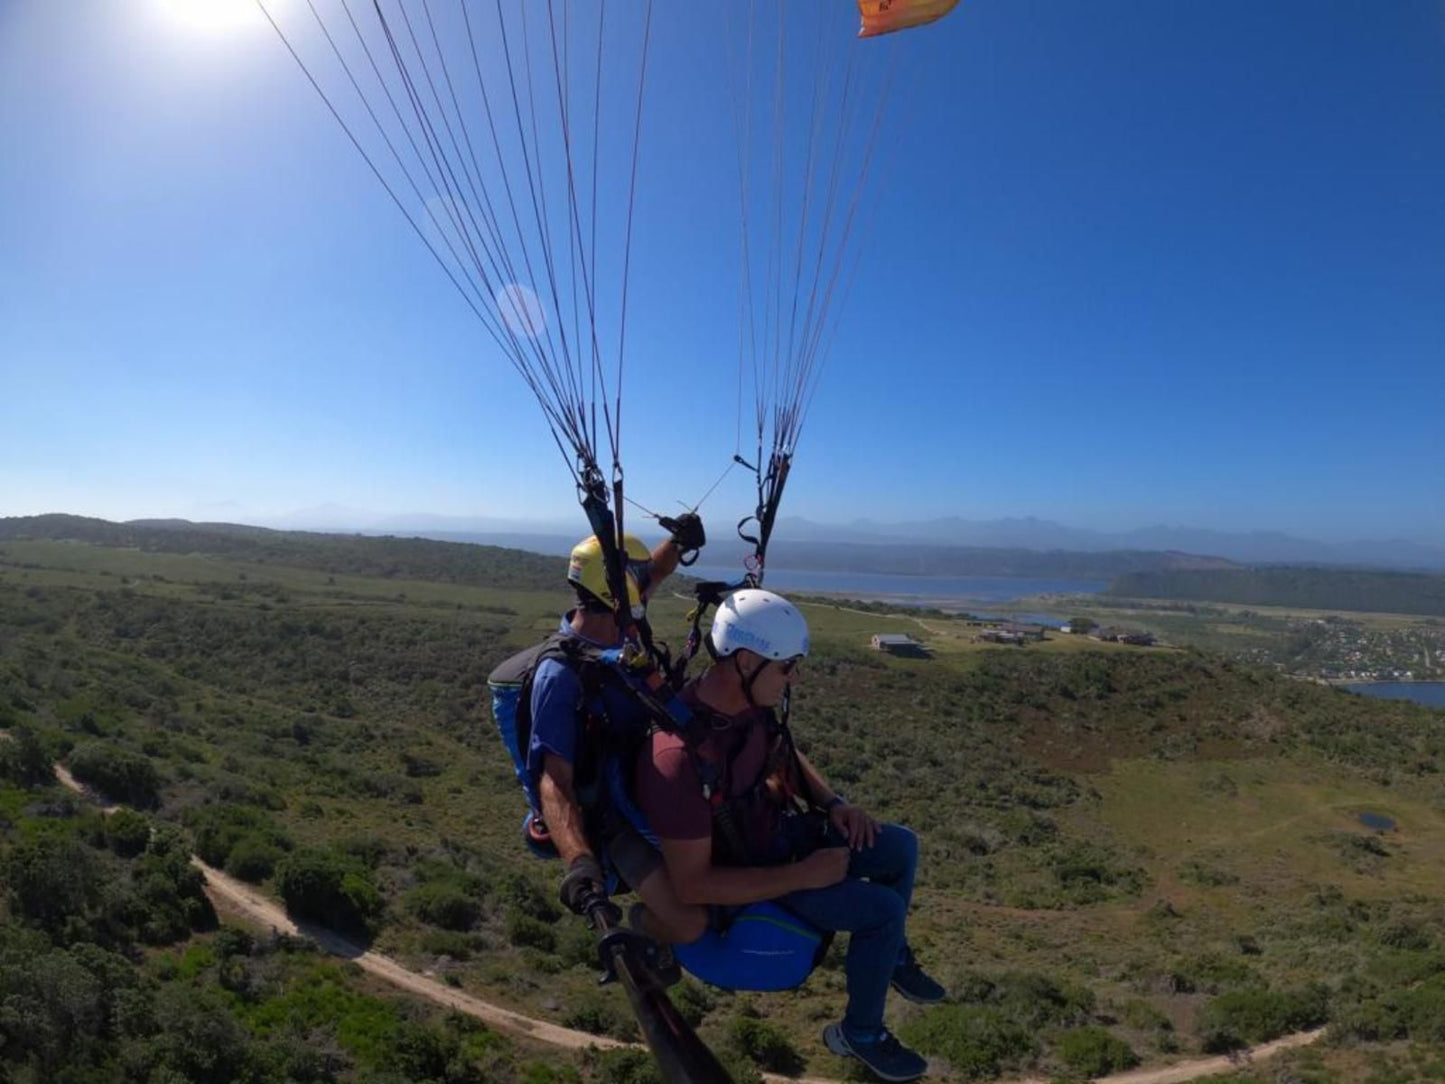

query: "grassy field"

left=793, top=596, right=1156, bottom=660
left=5, top=529, right=1445, bottom=1082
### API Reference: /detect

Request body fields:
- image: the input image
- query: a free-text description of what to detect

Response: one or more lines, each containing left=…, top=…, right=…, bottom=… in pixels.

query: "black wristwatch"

left=823, top=795, right=848, bottom=812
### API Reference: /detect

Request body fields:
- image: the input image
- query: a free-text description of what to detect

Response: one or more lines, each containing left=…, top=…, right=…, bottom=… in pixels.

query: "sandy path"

left=1071, top=1028, right=1326, bottom=1084
left=45, top=758, right=1324, bottom=1083
left=53, top=763, right=120, bottom=813
left=196, top=859, right=627, bottom=1052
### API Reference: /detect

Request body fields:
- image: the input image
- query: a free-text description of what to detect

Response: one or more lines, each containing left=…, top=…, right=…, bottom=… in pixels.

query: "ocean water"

left=1345, top=682, right=1445, bottom=709
left=686, top=566, right=1106, bottom=606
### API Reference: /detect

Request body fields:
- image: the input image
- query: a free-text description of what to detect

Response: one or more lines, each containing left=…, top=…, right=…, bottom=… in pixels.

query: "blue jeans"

left=777, top=822, right=918, bottom=1035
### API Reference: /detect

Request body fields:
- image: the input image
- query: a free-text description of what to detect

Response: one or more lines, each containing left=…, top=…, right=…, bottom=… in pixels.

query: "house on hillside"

left=1091, top=626, right=1156, bottom=646
left=1000, top=622, right=1048, bottom=642
left=977, top=628, right=1026, bottom=646
left=870, top=633, right=930, bottom=658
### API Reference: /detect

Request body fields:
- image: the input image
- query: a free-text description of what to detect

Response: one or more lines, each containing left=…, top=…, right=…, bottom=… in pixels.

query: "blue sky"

left=2, top=0, right=1442, bottom=543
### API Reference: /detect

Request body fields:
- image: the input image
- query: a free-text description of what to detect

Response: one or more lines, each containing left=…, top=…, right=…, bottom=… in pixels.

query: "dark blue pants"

left=778, top=823, right=918, bottom=1036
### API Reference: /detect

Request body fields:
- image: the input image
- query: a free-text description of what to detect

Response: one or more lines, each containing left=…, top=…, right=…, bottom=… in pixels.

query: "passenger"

left=634, top=588, right=944, bottom=1082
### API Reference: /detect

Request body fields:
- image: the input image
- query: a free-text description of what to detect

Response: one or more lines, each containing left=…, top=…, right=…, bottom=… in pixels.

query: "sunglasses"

left=778, top=656, right=803, bottom=676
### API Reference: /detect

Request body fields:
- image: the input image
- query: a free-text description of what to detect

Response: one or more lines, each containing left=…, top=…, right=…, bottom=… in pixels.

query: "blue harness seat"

left=673, top=900, right=827, bottom=992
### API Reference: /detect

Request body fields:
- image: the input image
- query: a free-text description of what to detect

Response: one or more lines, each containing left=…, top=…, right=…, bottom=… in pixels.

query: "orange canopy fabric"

left=857, top=0, right=961, bottom=38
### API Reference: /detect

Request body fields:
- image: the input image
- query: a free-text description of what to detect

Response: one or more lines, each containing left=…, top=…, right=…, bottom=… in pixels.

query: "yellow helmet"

left=567, top=533, right=652, bottom=611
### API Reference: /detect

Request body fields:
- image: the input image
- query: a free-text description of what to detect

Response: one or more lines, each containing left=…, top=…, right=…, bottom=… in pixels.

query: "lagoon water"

left=1346, top=682, right=1445, bottom=709
left=686, top=566, right=1107, bottom=606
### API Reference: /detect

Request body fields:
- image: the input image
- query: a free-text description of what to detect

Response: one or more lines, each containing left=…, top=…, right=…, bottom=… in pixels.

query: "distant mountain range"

left=256, top=508, right=1445, bottom=572
left=0, top=514, right=1231, bottom=584
left=766, top=516, right=1445, bottom=570
left=372, top=533, right=1233, bottom=582
left=8, top=512, right=1441, bottom=590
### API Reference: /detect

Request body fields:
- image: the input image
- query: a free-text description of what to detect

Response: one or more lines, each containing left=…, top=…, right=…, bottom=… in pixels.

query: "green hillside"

left=5, top=527, right=1445, bottom=1082
left=0, top=514, right=562, bottom=591
left=1109, top=566, right=1445, bottom=618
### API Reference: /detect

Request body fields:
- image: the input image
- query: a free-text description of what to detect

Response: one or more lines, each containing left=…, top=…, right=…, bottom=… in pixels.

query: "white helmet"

left=709, top=589, right=810, bottom=660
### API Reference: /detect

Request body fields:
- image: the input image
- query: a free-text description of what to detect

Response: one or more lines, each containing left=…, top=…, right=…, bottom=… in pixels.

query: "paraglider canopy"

left=857, top=0, right=963, bottom=39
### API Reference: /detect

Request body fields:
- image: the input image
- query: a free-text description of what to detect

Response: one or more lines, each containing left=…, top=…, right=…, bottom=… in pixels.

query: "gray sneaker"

left=823, top=1024, right=928, bottom=1082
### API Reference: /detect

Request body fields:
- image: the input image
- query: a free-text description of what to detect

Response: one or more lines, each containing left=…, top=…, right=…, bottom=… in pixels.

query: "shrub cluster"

left=1055, top=1026, right=1140, bottom=1076
left=726, top=1013, right=805, bottom=1075
left=901, top=1004, right=1037, bottom=1077
left=2, top=825, right=213, bottom=947
left=274, top=846, right=384, bottom=938
left=1197, top=984, right=1329, bottom=1052
left=187, top=803, right=294, bottom=883
left=405, top=864, right=485, bottom=932
left=562, top=992, right=638, bottom=1041
left=902, top=969, right=1119, bottom=1078
left=0, top=723, right=52, bottom=786
left=67, top=742, right=161, bottom=808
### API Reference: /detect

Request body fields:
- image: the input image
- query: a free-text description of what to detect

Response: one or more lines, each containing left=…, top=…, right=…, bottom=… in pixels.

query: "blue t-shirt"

left=526, top=612, right=653, bottom=788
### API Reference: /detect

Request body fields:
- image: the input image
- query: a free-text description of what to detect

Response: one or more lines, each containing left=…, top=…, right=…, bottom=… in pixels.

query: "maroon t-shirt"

left=634, top=685, right=782, bottom=856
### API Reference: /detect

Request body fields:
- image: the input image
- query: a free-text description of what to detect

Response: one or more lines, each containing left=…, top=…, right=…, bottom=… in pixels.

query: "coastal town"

left=1233, top=615, right=1445, bottom=684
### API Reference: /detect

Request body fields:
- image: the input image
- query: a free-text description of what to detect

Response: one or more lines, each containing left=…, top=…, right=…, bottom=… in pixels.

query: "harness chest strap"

left=676, top=705, right=817, bottom=866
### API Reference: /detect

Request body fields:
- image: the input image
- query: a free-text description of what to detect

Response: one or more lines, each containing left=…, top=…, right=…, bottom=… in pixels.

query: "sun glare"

left=152, top=0, right=273, bottom=35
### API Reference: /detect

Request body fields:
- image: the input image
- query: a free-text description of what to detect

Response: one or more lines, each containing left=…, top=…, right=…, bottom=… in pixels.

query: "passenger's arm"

left=659, top=835, right=849, bottom=907
left=538, top=755, right=594, bottom=867
left=795, top=749, right=878, bottom=850
left=792, top=749, right=840, bottom=808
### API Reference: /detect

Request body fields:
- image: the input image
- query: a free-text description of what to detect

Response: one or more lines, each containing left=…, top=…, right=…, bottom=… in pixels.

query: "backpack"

left=487, top=634, right=567, bottom=820
left=487, top=632, right=643, bottom=841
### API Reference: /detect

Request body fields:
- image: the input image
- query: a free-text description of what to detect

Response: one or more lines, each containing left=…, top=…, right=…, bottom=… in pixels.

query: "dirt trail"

left=197, top=860, right=629, bottom=1052
left=1072, top=1029, right=1326, bottom=1084
left=53, top=763, right=120, bottom=813
left=46, top=759, right=1325, bottom=1083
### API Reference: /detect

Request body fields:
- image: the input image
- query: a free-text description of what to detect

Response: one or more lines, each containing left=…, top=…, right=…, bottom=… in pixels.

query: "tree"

left=406, top=882, right=481, bottom=932
left=67, top=743, right=161, bottom=808
left=128, top=827, right=217, bottom=943
left=224, top=837, right=283, bottom=882
left=187, top=803, right=292, bottom=875
left=149, top=985, right=257, bottom=1083
left=274, top=847, right=383, bottom=937
left=0, top=946, right=106, bottom=1074
left=1055, top=1026, right=1139, bottom=1076
left=0, top=724, right=53, bottom=787
left=106, top=809, right=152, bottom=858
left=2, top=836, right=104, bottom=935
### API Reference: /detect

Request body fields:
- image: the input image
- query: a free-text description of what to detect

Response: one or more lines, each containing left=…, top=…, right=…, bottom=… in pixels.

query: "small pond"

left=1358, top=812, right=1396, bottom=832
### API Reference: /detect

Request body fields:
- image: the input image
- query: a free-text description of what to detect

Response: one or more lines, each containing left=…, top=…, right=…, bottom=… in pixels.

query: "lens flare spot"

left=496, top=283, right=548, bottom=341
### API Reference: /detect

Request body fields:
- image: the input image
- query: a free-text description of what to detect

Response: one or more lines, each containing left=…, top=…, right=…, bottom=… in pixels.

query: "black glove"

left=659, top=512, right=706, bottom=555
left=559, top=854, right=606, bottom=915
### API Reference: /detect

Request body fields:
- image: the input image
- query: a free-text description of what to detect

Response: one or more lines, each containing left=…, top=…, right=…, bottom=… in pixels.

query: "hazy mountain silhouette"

left=254, top=507, right=1444, bottom=572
